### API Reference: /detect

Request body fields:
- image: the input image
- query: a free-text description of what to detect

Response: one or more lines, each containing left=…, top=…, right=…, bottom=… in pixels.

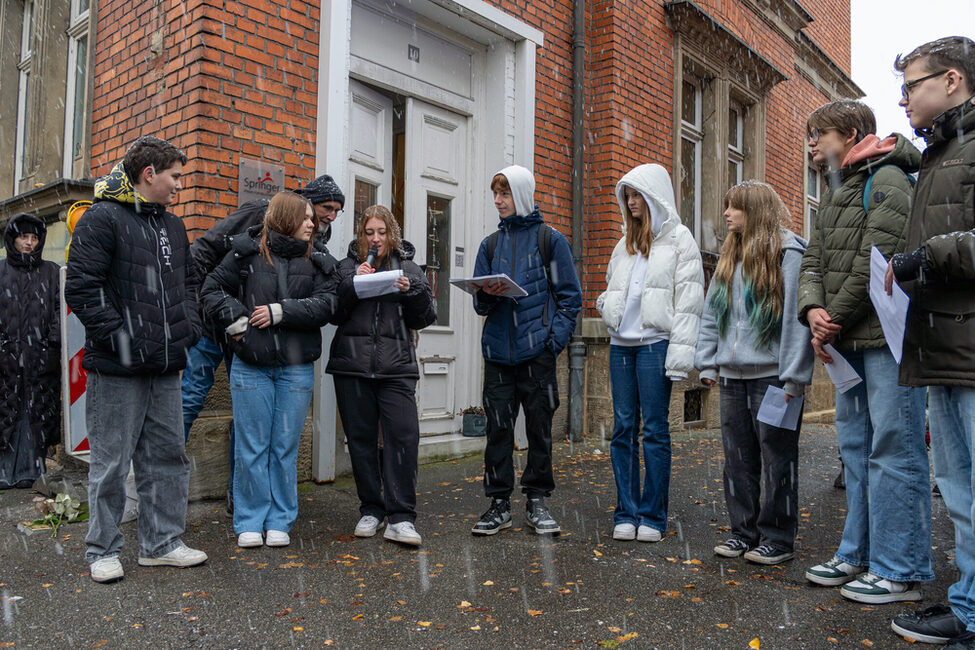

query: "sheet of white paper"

left=756, top=385, right=804, bottom=430
left=868, top=246, right=911, bottom=364
left=822, top=343, right=863, bottom=393
left=353, top=269, right=403, bottom=299
left=449, top=273, right=528, bottom=298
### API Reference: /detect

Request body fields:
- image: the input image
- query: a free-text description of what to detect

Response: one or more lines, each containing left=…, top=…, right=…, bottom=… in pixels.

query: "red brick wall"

left=90, top=0, right=320, bottom=236
left=479, top=0, right=849, bottom=310
left=90, top=0, right=850, bottom=309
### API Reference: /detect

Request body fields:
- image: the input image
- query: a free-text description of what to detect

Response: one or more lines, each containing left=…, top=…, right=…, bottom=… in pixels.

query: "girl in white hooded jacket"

left=596, top=163, right=704, bottom=542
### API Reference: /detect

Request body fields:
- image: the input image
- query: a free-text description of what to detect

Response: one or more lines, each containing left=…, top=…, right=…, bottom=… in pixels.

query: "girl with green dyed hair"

left=695, top=180, right=815, bottom=566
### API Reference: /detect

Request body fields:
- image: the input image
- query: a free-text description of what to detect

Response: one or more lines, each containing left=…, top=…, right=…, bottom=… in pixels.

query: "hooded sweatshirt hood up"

left=614, top=163, right=679, bottom=236
left=495, top=165, right=536, bottom=217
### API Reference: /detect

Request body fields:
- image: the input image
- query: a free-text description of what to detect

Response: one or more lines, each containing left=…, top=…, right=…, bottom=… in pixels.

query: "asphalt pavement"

left=0, top=422, right=957, bottom=649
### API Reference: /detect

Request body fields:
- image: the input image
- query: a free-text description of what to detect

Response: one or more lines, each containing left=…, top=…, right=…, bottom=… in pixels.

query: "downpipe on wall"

left=568, top=0, right=586, bottom=442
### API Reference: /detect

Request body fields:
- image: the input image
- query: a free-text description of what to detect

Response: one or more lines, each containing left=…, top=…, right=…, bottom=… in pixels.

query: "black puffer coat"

left=191, top=200, right=339, bottom=343
left=897, top=96, right=975, bottom=387
left=64, top=162, right=201, bottom=375
left=201, top=226, right=337, bottom=367
left=325, top=240, right=436, bottom=379
left=0, top=213, right=62, bottom=452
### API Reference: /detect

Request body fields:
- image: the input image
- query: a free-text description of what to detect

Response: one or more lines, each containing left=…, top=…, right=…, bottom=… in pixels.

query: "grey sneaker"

left=526, top=498, right=560, bottom=535
left=743, top=544, right=795, bottom=565
left=714, top=538, right=750, bottom=558
left=805, top=556, right=865, bottom=586
left=384, top=521, right=421, bottom=546
left=138, top=542, right=208, bottom=567
left=840, top=573, right=921, bottom=604
left=90, top=556, right=124, bottom=583
left=472, top=498, right=512, bottom=536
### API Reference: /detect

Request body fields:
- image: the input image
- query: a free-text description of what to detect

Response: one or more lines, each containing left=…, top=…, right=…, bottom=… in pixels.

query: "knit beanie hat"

left=299, top=174, right=345, bottom=208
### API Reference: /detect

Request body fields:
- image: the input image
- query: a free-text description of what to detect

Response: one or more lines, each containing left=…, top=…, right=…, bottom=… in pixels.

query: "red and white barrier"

left=60, top=266, right=89, bottom=459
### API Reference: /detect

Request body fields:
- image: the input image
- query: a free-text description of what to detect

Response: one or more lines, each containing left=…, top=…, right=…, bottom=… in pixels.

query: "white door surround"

left=312, top=0, right=543, bottom=481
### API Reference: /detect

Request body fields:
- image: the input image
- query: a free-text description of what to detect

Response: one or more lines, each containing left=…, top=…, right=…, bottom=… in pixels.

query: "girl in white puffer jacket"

left=596, top=163, right=704, bottom=543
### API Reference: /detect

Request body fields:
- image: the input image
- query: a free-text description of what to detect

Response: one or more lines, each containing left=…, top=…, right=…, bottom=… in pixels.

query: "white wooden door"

left=403, top=97, right=473, bottom=435
left=347, top=80, right=393, bottom=229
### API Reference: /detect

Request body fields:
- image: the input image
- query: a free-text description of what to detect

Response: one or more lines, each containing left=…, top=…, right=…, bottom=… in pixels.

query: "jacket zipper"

left=508, top=228, right=517, bottom=363
left=149, top=214, right=170, bottom=372
left=370, top=300, right=381, bottom=378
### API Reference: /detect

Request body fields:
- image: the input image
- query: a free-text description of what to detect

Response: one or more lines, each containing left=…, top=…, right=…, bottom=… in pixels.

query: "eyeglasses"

left=807, top=128, right=832, bottom=142
left=320, top=206, right=344, bottom=216
left=901, top=70, right=949, bottom=99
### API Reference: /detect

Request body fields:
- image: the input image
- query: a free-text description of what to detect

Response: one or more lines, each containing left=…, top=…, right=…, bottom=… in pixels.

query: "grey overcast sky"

left=850, top=1, right=975, bottom=143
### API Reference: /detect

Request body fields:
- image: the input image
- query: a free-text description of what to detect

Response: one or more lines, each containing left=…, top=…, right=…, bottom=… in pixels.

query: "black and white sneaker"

left=472, top=498, right=511, bottom=536
left=714, top=538, right=750, bottom=558
left=526, top=498, right=561, bottom=535
left=743, top=544, right=795, bottom=565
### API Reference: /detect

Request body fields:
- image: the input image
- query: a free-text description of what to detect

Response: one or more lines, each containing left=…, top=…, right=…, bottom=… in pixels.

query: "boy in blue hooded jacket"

left=469, top=165, right=582, bottom=536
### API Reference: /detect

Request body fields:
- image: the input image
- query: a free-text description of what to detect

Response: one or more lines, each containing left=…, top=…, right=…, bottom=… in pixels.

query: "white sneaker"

left=613, top=523, right=636, bottom=540
left=354, top=515, right=384, bottom=538
left=384, top=521, right=422, bottom=546
left=637, top=525, right=662, bottom=542
left=265, top=530, right=290, bottom=547
left=90, top=556, right=124, bottom=583
left=138, top=542, right=208, bottom=567
left=237, top=532, right=264, bottom=548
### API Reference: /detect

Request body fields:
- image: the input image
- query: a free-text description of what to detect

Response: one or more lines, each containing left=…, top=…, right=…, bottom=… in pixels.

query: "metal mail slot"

left=423, top=362, right=449, bottom=375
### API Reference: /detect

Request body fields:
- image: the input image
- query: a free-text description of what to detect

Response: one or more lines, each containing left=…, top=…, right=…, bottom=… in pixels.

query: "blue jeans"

left=929, top=386, right=975, bottom=631
left=833, top=347, right=932, bottom=582
left=229, top=359, right=314, bottom=534
left=181, top=335, right=235, bottom=493
left=609, top=342, right=672, bottom=532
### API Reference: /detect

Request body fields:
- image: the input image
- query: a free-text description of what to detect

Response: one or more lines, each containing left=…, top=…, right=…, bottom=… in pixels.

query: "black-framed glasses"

left=901, top=70, right=949, bottom=99
left=320, top=206, right=344, bottom=216
left=807, top=127, right=832, bottom=142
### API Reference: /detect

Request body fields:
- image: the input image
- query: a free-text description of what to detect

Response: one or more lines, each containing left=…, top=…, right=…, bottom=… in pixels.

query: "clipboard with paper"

left=449, top=274, right=528, bottom=298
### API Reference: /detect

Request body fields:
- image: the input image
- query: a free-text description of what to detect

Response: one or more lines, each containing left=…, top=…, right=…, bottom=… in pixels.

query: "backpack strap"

left=862, top=164, right=916, bottom=214
left=485, top=231, right=500, bottom=269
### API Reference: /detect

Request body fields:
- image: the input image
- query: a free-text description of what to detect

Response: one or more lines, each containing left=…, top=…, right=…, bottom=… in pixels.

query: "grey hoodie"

left=695, top=230, right=815, bottom=397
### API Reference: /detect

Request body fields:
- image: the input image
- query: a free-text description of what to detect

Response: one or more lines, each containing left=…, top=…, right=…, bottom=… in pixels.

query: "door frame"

left=311, top=0, right=544, bottom=481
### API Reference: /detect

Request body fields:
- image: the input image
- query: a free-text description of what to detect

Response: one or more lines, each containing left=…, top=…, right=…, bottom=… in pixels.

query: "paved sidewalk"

left=0, top=423, right=956, bottom=648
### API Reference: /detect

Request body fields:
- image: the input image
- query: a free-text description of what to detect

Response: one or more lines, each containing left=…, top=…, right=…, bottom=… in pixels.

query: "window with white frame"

left=15, top=0, right=34, bottom=188
left=679, top=78, right=703, bottom=237
left=727, top=102, right=745, bottom=190
left=63, top=0, right=91, bottom=177
left=805, top=154, right=822, bottom=240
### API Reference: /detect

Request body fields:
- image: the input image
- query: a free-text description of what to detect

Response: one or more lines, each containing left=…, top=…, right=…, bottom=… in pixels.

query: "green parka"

left=896, top=96, right=975, bottom=388
left=797, top=133, right=921, bottom=353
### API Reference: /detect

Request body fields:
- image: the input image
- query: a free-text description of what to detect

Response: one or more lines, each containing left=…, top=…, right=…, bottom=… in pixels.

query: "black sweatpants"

left=482, top=350, right=559, bottom=499
left=334, top=376, right=419, bottom=524
left=720, top=376, right=802, bottom=552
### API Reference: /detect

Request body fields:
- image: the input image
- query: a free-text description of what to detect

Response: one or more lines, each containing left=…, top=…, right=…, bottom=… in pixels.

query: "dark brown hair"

left=806, top=99, right=876, bottom=140
left=122, top=136, right=188, bottom=183
left=895, top=36, right=975, bottom=94
left=260, top=191, right=314, bottom=265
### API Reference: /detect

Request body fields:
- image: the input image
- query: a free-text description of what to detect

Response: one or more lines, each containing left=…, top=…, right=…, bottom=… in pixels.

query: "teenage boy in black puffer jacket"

left=66, top=136, right=207, bottom=584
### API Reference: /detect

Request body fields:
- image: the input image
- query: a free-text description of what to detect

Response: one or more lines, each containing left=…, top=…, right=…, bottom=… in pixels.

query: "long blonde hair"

left=622, top=185, right=653, bottom=257
left=710, top=181, right=790, bottom=347
left=260, top=191, right=314, bottom=266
